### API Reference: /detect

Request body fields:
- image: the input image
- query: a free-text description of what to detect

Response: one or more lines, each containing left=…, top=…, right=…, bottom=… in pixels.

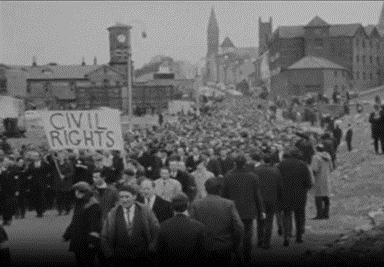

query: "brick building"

left=268, top=16, right=384, bottom=99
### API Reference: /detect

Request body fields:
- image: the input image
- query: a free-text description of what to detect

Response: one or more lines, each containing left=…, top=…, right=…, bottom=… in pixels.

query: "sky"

left=0, top=1, right=383, bottom=69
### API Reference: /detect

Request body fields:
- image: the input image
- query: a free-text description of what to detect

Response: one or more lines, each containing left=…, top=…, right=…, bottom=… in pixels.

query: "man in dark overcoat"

left=369, top=104, right=383, bottom=154
left=155, top=192, right=208, bottom=266
left=25, top=151, right=52, bottom=218
left=221, top=155, right=265, bottom=264
left=277, top=148, right=313, bottom=246
left=190, top=178, right=244, bottom=265
left=253, top=153, right=283, bottom=250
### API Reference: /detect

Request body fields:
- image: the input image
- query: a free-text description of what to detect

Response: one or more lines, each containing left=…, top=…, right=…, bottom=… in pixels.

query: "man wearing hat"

left=101, top=184, right=159, bottom=265
left=156, top=192, right=208, bottom=266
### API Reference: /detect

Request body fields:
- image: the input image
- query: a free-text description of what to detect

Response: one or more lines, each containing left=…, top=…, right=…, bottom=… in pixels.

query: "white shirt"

left=154, top=178, right=182, bottom=202
left=144, top=195, right=156, bottom=210
left=123, top=204, right=135, bottom=226
left=34, top=161, right=41, bottom=168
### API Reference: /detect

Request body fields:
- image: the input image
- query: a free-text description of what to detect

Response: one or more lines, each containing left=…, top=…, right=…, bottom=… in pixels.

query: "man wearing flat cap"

left=156, top=192, right=208, bottom=266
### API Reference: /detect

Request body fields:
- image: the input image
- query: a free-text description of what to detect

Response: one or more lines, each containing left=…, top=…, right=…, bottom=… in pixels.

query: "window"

left=362, top=55, right=366, bottom=64
left=355, top=38, right=359, bottom=47
left=314, top=38, right=323, bottom=47
left=370, top=40, right=373, bottom=49
left=370, top=56, right=373, bottom=65
left=370, top=72, right=373, bottom=80
left=334, top=71, right=338, bottom=77
left=363, top=72, right=366, bottom=80
left=0, top=79, right=6, bottom=92
left=27, top=85, right=31, bottom=94
left=356, top=55, right=360, bottom=63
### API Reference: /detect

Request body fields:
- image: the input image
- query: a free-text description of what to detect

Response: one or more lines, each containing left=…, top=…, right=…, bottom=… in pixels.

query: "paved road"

left=3, top=209, right=341, bottom=266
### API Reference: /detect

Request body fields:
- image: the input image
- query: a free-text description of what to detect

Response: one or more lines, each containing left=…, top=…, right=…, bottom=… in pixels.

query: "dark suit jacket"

left=173, top=171, right=197, bottom=201
left=295, top=138, right=315, bottom=165
left=206, top=158, right=222, bottom=177
left=185, top=155, right=201, bottom=173
left=138, top=195, right=174, bottom=223
left=369, top=112, right=382, bottom=138
left=190, top=195, right=244, bottom=252
left=253, top=164, right=283, bottom=212
left=218, top=158, right=235, bottom=176
left=25, top=161, right=52, bottom=192
left=92, top=184, right=119, bottom=222
left=221, top=168, right=265, bottom=219
left=155, top=214, right=208, bottom=265
left=277, top=158, right=312, bottom=210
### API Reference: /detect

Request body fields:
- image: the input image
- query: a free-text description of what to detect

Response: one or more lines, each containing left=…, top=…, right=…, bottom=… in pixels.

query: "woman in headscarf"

left=62, top=182, right=102, bottom=267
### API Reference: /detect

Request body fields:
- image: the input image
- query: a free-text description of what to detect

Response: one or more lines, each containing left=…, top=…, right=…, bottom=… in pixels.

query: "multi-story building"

left=204, top=7, right=257, bottom=88
left=268, top=15, right=384, bottom=100
left=0, top=22, right=189, bottom=111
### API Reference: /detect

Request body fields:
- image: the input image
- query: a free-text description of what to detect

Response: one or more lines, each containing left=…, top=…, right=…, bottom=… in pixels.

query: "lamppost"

left=125, top=19, right=147, bottom=130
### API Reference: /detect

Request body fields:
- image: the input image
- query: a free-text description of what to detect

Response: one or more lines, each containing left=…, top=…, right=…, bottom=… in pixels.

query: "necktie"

left=125, top=208, right=131, bottom=226
left=146, top=198, right=151, bottom=208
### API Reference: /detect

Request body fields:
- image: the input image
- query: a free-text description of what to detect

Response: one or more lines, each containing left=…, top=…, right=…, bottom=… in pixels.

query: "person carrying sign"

left=53, top=151, right=75, bottom=216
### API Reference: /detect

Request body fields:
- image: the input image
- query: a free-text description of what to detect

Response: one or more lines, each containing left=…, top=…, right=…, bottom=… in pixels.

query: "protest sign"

left=40, top=109, right=124, bottom=151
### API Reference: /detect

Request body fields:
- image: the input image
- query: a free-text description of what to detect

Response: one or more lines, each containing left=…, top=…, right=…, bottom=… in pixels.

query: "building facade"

left=268, top=16, right=384, bottom=98
left=204, top=7, right=257, bottom=87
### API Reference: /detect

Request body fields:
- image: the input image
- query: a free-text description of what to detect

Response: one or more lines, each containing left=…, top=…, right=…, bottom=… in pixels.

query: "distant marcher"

left=369, top=105, right=382, bottom=154
left=311, top=144, right=332, bottom=220
left=345, top=125, right=353, bottom=152
left=278, top=148, right=312, bottom=246
left=221, top=155, right=265, bottom=264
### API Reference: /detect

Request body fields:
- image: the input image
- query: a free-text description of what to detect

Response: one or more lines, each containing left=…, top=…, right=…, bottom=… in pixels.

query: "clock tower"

left=107, top=23, right=132, bottom=75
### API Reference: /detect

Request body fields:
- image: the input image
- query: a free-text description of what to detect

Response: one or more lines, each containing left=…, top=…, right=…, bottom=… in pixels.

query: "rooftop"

left=288, top=56, right=346, bottom=70
left=273, top=16, right=375, bottom=39
left=305, top=16, right=330, bottom=28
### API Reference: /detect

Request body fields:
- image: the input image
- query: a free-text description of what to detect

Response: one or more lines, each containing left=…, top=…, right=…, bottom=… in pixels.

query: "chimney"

left=32, top=56, right=37, bottom=67
left=81, top=57, right=86, bottom=66
left=94, top=57, right=97, bottom=65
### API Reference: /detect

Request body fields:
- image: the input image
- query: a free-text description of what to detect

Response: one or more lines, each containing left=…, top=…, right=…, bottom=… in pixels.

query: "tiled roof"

left=305, top=16, right=329, bottom=27
left=364, top=25, right=375, bottom=35
left=26, top=65, right=101, bottom=80
left=276, top=26, right=305, bottom=38
left=221, top=37, right=235, bottom=48
left=288, top=56, right=346, bottom=70
left=329, top=24, right=362, bottom=37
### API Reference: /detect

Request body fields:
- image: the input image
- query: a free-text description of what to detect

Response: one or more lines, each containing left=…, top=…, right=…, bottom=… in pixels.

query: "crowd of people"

left=0, top=94, right=357, bottom=266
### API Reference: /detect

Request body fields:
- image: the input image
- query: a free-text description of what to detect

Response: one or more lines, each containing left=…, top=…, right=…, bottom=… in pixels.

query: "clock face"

left=117, top=34, right=126, bottom=43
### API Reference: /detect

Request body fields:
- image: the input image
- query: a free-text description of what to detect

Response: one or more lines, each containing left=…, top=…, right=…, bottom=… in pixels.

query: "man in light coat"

left=311, top=144, right=332, bottom=220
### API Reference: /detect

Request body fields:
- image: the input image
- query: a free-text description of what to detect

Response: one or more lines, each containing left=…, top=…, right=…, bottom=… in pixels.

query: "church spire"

left=378, top=1, right=384, bottom=34
left=207, top=6, right=219, bottom=56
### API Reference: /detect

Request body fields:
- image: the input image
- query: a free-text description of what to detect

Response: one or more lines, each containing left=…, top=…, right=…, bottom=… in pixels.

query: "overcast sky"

left=0, top=1, right=383, bottom=69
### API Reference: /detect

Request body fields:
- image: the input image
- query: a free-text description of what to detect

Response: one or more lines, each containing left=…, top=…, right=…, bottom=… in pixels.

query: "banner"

left=40, top=110, right=124, bottom=151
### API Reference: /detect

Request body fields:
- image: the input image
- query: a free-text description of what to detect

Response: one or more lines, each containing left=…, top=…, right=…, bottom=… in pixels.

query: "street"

left=4, top=208, right=341, bottom=266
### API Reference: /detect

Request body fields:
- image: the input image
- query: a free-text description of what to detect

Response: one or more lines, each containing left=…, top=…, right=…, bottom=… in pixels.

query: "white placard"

left=40, top=110, right=124, bottom=151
